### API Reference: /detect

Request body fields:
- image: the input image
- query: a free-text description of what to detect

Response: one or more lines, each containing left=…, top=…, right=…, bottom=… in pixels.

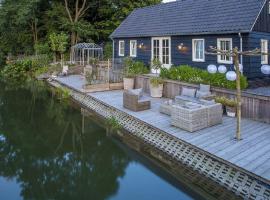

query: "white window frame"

left=261, top=39, right=268, bottom=64
left=130, top=40, right=137, bottom=57
left=119, top=40, right=125, bottom=56
left=217, top=38, right=233, bottom=64
left=192, top=39, right=205, bottom=62
left=151, top=37, right=171, bottom=69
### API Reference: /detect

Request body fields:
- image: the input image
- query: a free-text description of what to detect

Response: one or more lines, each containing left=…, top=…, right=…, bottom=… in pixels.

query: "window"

left=130, top=40, right=137, bottom=57
left=192, top=39, right=205, bottom=62
left=162, top=39, right=170, bottom=64
left=119, top=40, right=125, bottom=56
left=261, top=39, right=268, bottom=64
left=151, top=37, right=171, bottom=68
left=217, top=38, right=233, bottom=64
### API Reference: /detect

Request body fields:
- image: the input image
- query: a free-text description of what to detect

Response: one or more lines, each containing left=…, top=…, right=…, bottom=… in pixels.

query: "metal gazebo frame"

left=70, top=43, right=103, bottom=65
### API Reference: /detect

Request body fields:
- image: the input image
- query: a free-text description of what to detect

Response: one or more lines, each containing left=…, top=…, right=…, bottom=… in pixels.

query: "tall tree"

left=63, top=0, right=92, bottom=46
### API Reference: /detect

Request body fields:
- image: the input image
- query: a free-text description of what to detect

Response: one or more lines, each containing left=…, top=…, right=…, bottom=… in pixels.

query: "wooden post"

left=233, top=47, right=242, bottom=140
left=108, top=59, right=110, bottom=84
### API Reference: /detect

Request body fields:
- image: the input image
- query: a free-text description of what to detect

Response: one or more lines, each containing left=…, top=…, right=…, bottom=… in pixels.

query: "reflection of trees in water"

left=0, top=81, right=130, bottom=200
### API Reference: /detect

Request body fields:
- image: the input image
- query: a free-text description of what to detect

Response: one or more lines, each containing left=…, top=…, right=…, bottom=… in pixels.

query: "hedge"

left=160, top=65, right=248, bottom=90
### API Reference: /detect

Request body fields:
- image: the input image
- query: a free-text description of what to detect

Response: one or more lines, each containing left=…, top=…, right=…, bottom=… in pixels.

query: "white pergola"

left=70, top=43, right=103, bottom=66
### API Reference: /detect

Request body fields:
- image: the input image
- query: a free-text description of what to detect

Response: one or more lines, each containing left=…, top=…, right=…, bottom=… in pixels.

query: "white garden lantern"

left=218, top=65, right=227, bottom=74
left=207, top=64, right=217, bottom=74
left=226, top=71, right=237, bottom=81
left=261, top=65, right=270, bottom=75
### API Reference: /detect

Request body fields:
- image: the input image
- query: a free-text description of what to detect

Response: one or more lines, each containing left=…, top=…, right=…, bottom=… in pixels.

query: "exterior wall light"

left=138, top=43, right=144, bottom=49
left=177, top=43, right=184, bottom=50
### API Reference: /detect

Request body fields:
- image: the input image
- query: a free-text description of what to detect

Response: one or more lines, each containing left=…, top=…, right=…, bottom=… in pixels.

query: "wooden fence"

left=135, top=75, right=270, bottom=124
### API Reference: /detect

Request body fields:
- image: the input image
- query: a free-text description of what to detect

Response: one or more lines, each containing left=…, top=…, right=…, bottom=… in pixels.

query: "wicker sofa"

left=175, top=84, right=215, bottom=105
left=123, top=89, right=151, bottom=112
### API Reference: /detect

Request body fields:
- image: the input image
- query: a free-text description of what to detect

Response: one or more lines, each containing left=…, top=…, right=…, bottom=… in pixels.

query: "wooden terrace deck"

left=56, top=75, right=270, bottom=183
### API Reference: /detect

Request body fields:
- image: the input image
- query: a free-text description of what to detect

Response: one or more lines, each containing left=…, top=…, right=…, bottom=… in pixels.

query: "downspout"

left=238, top=32, right=243, bottom=65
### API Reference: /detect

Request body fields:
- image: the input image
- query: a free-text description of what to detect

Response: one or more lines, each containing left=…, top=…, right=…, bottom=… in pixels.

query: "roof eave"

left=110, top=30, right=252, bottom=39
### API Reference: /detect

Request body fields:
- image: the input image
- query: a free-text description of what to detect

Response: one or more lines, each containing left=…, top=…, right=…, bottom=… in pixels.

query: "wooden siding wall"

left=171, top=34, right=242, bottom=71
left=113, top=37, right=151, bottom=65
left=246, top=32, right=270, bottom=78
left=253, top=0, right=270, bottom=33
left=135, top=75, right=270, bottom=124
left=113, top=32, right=270, bottom=79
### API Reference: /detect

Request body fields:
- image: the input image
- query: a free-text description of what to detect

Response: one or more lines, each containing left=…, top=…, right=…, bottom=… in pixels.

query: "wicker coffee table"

left=171, top=103, right=210, bottom=132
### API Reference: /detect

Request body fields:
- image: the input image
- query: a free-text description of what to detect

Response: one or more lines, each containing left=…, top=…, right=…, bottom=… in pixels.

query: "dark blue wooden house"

left=110, top=0, right=270, bottom=79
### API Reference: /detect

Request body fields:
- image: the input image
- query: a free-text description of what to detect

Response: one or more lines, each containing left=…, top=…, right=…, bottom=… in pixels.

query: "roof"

left=72, top=43, right=103, bottom=49
left=110, top=0, right=266, bottom=38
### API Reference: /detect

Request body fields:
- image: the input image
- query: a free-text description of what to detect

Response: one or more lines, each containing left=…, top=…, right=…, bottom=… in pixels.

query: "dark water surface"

left=0, top=80, right=209, bottom=200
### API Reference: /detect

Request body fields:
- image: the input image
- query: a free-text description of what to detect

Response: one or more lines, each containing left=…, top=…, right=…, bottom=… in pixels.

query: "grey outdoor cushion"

left=199, top=84, right=210, bottom=92
left=196, top=90, right=211, bottom=98
left=181, top=87, right=196, bottom=97
left=128, top=88, right=143, bottom=97
left=138, top=96, right=150, bottom=103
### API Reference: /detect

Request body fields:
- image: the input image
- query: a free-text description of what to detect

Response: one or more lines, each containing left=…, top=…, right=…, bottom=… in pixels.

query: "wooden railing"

left=135, top=75, right=270, bottom=124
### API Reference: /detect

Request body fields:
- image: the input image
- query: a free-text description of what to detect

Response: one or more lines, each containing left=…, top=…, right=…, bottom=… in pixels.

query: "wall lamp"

left=138, top=43, right=144, bottom=49
left=177, top=43, right=184, bottom=50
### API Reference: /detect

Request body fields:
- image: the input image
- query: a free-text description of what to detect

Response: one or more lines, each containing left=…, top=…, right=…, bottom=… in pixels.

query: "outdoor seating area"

left=125, top=85, right=222, bottom=132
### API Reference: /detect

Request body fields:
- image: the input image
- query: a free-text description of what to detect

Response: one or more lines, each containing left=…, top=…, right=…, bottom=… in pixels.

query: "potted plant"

left=215, top=96, right=237, bottom=117
left=151, top=59, right=162, bottom=74
left=122, top=58, right=149, bottom=90
left=150, top=77, right=164, bottom=98
left=123, top=57, right=135, bottom=90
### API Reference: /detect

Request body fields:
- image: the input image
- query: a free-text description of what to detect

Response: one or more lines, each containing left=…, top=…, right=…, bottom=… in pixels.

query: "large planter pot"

left=226, top=106, right=236, bottom=117
left=123, top=78, right=134, bottom=90
left=150, top=84, right=164, bottom=98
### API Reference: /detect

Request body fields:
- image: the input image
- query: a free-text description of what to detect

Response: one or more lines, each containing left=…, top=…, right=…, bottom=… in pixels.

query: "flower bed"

left=160, top=65, right=248, bottom=90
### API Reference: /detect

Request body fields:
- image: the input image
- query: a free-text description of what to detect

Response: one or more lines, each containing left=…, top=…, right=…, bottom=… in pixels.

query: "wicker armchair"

left=123, top=90, right=151, bottom=112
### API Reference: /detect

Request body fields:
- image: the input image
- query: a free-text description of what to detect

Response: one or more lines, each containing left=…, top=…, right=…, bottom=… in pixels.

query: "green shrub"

left=160, top=65, right=248, bottom=90
left=123, top=57, right=149, bottom=78
left=215, top=96, right=237, bottom=107
left=0, top=55, right=51, bottom=82
left=34, top=42, right=51, bottom=55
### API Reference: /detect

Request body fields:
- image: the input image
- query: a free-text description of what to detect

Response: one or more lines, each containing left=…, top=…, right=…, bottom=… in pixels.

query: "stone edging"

left=48, top=80, right=270, bottom=200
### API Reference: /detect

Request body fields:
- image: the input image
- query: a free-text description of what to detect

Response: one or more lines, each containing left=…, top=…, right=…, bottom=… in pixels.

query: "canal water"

left=0, top=80, right=218, bottom=200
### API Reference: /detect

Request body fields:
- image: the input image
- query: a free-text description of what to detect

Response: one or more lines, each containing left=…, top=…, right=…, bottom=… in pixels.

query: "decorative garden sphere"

left=218, top=65, right=227, bottom=74
left=207, top=64, right=217, bottom=74
left=226, top=71, right=237, bottom=81
left=234, top=64, right=243, bottom=72
left=261, top=65, right=270, bottom=75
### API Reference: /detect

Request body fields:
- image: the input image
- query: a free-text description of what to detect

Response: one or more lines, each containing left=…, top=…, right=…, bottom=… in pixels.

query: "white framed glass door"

left=151, top=37, right=171, bottom=71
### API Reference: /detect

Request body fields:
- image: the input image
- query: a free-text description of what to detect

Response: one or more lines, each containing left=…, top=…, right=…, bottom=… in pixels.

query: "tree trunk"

left=71, top=32, right=77, bottom=47
left=53, top=52, right=57, bottom=63
left=233, top=49, right=242, bottom=141
left=64, top=0, right=89, bottom=47
left=31, top=19, right=39, bottom=55
left=61, top=53, right=64, bottom=67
